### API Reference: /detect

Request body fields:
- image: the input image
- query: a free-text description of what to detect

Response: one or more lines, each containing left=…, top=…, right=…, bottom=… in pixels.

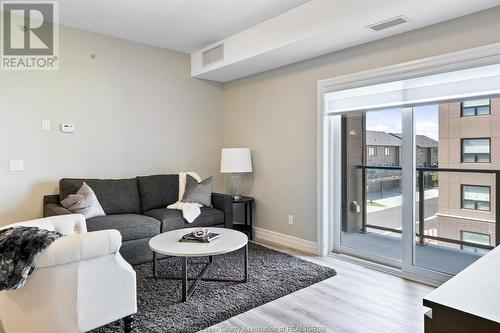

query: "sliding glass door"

left=339, top=108, right=405, bottom=266
left=412, top=103, right=497, bottom=276
left=325, top=62, right=500, bottom=282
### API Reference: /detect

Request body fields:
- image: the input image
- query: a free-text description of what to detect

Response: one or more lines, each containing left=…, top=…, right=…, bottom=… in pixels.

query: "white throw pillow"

left=61, top=182, right=106, bottom=219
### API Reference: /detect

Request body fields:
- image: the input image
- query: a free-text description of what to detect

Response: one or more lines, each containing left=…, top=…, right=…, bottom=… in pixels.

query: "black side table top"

left=232, top=196, right=255, bottom=203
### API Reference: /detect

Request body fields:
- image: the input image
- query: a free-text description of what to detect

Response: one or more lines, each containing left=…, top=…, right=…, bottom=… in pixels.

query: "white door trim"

left=319, top=42, right=500, bottom=95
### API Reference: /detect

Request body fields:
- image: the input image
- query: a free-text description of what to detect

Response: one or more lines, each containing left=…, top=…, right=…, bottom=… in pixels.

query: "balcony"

left=342, top=232, right=482, bottom=275
left=342, top=165, right=499, bottom=275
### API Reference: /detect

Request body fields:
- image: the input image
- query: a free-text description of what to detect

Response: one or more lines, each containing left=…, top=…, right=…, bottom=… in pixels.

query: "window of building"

left=461, top=99, right=491, bottom=117
left=368, top=147, right=377, bottom=156
left=461, top=185, right=490, bottom=211
left=384, top=147, right=390, bottom=156
left=418, top=148, right=425, bottom=156
left=461, top=138, right=490, bottom=163
left=461, top=231, right=490, bottom=254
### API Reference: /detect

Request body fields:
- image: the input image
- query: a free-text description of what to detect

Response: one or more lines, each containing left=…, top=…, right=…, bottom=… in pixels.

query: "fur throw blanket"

left=0, top=226, right=61, bottom=291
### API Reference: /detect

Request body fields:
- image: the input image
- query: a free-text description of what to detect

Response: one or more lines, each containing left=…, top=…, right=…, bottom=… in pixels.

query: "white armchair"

left=0, top=214, right=137, bottom=333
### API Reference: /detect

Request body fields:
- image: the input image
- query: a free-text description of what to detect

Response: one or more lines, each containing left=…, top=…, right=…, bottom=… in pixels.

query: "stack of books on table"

left=179, top=230, right=220, bottom=243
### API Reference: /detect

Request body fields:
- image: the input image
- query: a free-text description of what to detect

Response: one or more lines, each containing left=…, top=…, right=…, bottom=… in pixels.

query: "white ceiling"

left=191, top=0, right=500, bottom=82
left=50, top=0, right=500, bottom=81
left=56, top=0, right=309, bottom=53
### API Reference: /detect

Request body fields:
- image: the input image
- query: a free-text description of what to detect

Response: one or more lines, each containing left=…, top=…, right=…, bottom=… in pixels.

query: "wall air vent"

left=202, top=44, right=224, bottom=67
left=367, top=16, right=409, bottom=32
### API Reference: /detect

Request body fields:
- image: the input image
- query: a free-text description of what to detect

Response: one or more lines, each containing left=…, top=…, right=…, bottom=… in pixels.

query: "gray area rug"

left=92, top=243, right=336, bottom=333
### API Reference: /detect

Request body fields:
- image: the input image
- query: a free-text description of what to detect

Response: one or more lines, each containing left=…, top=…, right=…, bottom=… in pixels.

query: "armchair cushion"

left=87, top=214, right=160, bottom=241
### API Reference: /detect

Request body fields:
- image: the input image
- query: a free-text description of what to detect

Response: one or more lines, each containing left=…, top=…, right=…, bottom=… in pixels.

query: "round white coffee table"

left=149, top=227, right=248, bottom=302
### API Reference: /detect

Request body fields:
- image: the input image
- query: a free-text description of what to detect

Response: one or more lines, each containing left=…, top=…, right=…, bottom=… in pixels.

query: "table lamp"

left=220, top=148, right=253, bottom=200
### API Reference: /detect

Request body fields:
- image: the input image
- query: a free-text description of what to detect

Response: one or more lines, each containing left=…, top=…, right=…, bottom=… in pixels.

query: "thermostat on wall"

left=60, top=123, right=75, bottom=133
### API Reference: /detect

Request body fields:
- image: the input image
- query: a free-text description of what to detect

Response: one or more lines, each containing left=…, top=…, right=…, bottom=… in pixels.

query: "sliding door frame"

left=330, top=113, right=404, bottom=269
left=316, top=42, right=500, bottom=286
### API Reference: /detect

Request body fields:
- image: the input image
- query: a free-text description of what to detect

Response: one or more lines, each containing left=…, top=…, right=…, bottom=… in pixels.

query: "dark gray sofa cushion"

left=60, top=178, right=141, bottom=215
left=144, top=207, right=224, bottom=232
left=87, top=214, right=160, bottom=241
left=120, top=237, right=154, bottom=265
left=137, top=175, right=179, bottom=213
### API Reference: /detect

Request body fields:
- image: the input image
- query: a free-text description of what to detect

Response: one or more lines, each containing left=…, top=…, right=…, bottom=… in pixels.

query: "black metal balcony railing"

left=356, top=165, right=500, bottom=251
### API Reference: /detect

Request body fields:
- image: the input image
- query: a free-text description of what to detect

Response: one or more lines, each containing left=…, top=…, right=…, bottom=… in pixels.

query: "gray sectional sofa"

left=43, top=175, right=233, bottom=265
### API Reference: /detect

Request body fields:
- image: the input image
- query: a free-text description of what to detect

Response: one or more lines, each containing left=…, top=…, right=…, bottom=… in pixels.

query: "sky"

left=365, top=104, right=439, bottom=140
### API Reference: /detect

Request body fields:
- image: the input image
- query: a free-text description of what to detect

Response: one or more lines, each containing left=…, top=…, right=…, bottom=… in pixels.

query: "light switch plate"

left=9, top=160, right=24, bottom=171
left=60, top=123, right=75, bottom=133
left=42, top=120, right=51, bottom=131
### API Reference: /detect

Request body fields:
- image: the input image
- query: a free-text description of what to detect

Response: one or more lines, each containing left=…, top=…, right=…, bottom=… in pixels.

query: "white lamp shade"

left=220, top=148, right=253, bottom=173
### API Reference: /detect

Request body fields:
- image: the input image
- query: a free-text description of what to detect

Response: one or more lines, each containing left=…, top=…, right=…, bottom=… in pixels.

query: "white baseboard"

left=253, top=227, right=319, bottom=255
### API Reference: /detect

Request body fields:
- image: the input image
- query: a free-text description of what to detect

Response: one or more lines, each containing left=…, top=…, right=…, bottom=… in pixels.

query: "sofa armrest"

left=43, top=194, right=73, bottom=217
left=36, top=229, right=122, bottom=269
left=43, top=194, right=60, bottom=205
left=44, top=203, right=72, bottom=217
left=211, top=193, right=233, bottom=229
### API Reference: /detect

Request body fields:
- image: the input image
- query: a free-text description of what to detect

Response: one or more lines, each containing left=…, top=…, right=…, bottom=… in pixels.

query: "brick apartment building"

left=425, top=98, right=500, bottom=253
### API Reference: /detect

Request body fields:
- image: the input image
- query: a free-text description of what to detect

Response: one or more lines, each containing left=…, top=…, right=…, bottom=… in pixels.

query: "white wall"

left=223, top=8, right=500, bottom=242
left=0, top=26, right=224, bottom=225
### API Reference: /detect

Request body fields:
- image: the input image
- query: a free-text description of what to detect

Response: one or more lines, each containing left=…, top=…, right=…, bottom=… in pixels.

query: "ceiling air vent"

left=202, top=44, right=224, bottom=67
left=367, top=16, right=409, bottom=32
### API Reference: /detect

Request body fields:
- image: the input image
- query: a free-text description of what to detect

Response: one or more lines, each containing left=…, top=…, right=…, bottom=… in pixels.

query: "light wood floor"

left=201, top=243, right=434, bottom=333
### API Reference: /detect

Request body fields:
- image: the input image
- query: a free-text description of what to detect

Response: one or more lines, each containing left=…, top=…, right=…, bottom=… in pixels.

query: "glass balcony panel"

left=461, top=231, right=490, bottom=255
left=414, top=104, right=495, bottom=276
left=340, top=108, right=403, bottom=263
left=415, top=169, right=495, bottom=275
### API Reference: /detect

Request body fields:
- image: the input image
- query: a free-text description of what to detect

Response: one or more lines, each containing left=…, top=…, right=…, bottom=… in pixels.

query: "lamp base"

left=230, top=173, right=242, bottom=201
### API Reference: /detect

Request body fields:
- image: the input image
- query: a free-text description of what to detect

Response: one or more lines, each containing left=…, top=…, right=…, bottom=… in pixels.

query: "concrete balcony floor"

left=341, top=231, right=483, bottom=275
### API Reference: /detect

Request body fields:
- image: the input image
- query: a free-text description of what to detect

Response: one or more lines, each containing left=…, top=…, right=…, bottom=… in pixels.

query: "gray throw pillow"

left=61, top=182, right=106, bottom=219
left=182, top=175, right=213, bottom=206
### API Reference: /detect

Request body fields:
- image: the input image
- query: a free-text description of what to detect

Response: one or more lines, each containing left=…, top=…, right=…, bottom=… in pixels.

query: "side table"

left=232, top=196, right=255, bottom=240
